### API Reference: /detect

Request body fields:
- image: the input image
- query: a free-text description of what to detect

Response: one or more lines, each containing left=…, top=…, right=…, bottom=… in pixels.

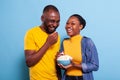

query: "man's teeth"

left=50, top=27, right=54, bottom=30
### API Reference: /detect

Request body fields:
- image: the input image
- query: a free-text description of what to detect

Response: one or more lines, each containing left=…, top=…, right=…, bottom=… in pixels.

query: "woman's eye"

left=66, top=23, right=69, bottom=24
left=71, top=23, right=75, bottom=25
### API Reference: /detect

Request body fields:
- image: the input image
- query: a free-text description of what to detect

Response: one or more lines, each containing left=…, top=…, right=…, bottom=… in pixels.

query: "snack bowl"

left=57, top=55, right=72, bottom=66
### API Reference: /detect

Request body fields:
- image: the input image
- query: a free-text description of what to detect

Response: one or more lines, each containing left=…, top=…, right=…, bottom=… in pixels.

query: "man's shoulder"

left=28, top=26, right=39, bottom=31
left=26, top=26, right=40, bottom=33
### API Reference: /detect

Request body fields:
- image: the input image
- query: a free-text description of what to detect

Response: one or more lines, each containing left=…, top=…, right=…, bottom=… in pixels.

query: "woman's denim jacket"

left=60, top=36, right=99, bottom=80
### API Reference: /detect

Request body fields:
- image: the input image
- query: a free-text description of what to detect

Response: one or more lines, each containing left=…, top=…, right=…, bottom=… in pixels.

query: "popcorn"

left=57, top=55, right=72, bottom=60
left=57, top=54, right=72, bottom=66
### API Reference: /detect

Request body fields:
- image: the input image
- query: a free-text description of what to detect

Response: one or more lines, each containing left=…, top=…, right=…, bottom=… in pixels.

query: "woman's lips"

left=67, top=28, right=72, bottom=33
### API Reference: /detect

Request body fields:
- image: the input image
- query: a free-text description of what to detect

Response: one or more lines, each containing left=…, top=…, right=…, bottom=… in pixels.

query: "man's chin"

left=47, top=30, right=55, bottom=34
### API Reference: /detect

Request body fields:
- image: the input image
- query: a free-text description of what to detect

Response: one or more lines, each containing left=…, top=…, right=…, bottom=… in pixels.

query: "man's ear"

left=41, top=15, right=44, bottom=22
left=79, top=25, right=83, bottom=30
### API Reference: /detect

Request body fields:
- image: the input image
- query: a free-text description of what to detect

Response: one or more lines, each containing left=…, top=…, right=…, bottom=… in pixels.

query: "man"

left=24, top=5, right=61, bottom=80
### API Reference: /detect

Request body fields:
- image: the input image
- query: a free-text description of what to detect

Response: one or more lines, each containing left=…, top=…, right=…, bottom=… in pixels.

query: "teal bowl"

left=57, top=59, right=70, bottom=66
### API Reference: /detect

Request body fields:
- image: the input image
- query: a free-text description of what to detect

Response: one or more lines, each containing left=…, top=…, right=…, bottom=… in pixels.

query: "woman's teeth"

left=67, top=28, right=72, bottom=32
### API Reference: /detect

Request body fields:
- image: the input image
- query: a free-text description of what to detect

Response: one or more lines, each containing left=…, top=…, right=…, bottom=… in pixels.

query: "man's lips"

left=49, top=27, right=55, bottom=31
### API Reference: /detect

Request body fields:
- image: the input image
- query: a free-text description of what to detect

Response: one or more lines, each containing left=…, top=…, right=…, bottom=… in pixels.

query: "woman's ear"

left=79, top=25, right=83, bottom=30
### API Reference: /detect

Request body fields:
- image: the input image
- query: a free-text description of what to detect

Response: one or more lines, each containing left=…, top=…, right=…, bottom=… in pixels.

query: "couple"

left=24, top=5, right=99, bottom=80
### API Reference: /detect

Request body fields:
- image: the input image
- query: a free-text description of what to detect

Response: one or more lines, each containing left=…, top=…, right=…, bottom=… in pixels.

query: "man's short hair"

left=43, top=5, right=59, bottom=13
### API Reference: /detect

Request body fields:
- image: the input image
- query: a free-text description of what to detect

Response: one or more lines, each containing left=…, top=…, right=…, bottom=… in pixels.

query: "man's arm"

left=25, top=32, right=58, bottom=67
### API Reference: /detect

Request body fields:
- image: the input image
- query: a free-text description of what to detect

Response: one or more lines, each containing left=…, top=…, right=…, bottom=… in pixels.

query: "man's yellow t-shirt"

left=63, top=34, right=83, bottom=76
left=24, top=26, right=60, bottom=80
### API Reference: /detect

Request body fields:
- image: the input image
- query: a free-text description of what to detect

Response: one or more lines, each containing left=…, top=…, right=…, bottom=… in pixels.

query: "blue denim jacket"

left=60, top=36, right=99, bottom=80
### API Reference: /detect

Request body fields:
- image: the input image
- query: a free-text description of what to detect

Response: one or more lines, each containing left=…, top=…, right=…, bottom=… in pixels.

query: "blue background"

left=0, top=0, right=120, bottom=80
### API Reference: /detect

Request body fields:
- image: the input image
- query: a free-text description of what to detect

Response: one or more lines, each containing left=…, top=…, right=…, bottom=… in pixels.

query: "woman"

left=58, top=14, right=99, bottom=80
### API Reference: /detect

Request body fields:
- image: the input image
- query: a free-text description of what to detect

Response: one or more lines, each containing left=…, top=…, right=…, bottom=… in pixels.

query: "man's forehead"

left=44, top=9, right=57, bottom=13
left=44, top=10, right=60, bottom=17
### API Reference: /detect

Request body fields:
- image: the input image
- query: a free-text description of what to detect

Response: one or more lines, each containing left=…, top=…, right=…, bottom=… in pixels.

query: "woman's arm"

left=82, top=38, right=99, bottom=73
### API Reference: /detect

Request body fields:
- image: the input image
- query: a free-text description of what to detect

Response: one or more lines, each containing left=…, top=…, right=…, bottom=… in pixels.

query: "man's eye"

left=50, top=20, right=54, bottom=23
left=57, top=20, right=60, bottom=23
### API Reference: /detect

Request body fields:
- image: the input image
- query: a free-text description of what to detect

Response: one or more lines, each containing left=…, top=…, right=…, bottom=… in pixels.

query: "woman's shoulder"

left=82, top=36, right=91, bottom=41
left=82, top=36, right=95, bottom=46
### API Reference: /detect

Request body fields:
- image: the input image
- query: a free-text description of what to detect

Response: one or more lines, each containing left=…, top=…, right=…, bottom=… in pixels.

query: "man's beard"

left=46, top=27, right=56, bottom=34
left=44, top=22, right=57, bottom=34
